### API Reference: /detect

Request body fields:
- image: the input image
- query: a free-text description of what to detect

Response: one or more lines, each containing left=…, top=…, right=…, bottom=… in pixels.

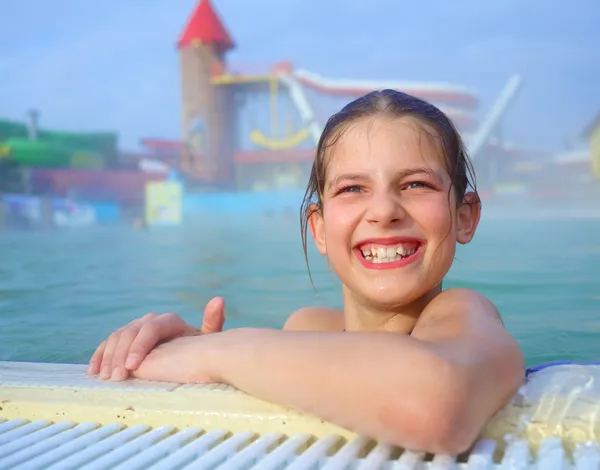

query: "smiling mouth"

left=358, top=241, right=421, bottom=264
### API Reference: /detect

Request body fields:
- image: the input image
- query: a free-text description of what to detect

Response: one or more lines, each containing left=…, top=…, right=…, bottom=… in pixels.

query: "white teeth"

left=373, top=255, right=403, bottom=263
left=360, top=243, right=419, bottom=264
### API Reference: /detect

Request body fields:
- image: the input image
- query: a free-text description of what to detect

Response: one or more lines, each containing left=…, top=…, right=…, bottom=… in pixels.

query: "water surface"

left=1, top=210, right=598, bottom=367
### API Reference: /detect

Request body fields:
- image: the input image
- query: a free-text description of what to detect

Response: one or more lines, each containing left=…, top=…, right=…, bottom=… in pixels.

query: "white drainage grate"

left=2, top=362, right=600, bottom=469
left=0, top=419, right=599, bottom=469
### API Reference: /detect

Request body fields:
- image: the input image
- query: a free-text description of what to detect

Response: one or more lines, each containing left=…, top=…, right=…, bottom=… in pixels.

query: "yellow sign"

left=145, top=181, right=183, bottom=226
left=250, top=128, right=310, bottom=150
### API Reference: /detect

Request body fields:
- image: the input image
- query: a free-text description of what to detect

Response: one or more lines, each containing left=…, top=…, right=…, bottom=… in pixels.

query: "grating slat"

left=430, top=453, right=458, bottom=469
left=247, top=433, right=312, bottom=470
left=0, top=419, right=28, bottom=436
left=321, top=436, right=371, bottom=469
left=465, top=439, right=496, bottom=469
left=285, top=435, right=342, bottom=470
left=396, top=449, right=426, bottom=469
left=145, top=429, right=229, bottom=470
left=215, top=432, right=284, bottom=469
left=498, top=439, right=530, bottom=470
left=536, top=437, right=566, bottom=470
left=356, top=442, right=394, bottom=469
left=0, top=419, right=51, bottom=445
left=179, top=431, right=256, bottom=470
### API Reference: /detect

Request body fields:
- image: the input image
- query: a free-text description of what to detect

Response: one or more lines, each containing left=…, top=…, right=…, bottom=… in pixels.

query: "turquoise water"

left=0, top=209, right=599, bottom=367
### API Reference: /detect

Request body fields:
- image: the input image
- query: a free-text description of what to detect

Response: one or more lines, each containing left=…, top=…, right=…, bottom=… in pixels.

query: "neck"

left=342, top=283, right=442, bottom=333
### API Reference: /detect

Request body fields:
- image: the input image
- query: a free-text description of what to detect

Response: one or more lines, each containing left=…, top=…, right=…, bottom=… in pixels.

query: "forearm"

left=212, top=328, right=470, bottom=452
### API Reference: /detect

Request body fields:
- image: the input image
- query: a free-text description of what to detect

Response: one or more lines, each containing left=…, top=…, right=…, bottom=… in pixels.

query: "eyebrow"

left=327, top=167, right=439, bottom=190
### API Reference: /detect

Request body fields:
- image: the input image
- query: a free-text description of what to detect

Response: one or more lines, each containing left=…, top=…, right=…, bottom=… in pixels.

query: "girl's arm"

left=208, top=288, right=524, bottom=454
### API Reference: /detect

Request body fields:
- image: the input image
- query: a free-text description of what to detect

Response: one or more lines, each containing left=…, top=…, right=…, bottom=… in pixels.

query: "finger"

left=201, top=297, right=225, bottom=334
left=88, top=340, right=107, bottom=375
left=98, top=330, right=122, bottom=379
left=110, top=324, right=143, bottom=381
left=139, top=312, right=160, bottom=323
left=125, top=313, right=188, bottom=370
left=89, top=314, right=158, bottom=378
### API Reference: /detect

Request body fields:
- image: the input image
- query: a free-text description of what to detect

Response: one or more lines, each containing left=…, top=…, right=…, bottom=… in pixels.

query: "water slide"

left=277, top=74, right=323, bottom=146
left=291, top=68, right=477, bottom=106
left=2, top=139, right=105, bottom=169
left=290, top=68, right=477, bottom=129
left=280, top=69, right=522, bottom=160
left=464, top=75, right=522, bottom=160
left=0, top=120, right=117, bottom=169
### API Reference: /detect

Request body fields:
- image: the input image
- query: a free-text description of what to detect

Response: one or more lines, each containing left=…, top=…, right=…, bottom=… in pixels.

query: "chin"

left=361, top=286, right=424, bottom=310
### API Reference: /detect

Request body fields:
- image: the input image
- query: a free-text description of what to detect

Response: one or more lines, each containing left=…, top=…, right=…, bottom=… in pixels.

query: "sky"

left=1, top=0, right=598, bottom=153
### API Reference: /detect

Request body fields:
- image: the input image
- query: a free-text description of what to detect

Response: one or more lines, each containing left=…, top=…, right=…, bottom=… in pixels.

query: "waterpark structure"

left=0, top=0, right=596, bottom=228
left=157, top=0, right=529, bottom=192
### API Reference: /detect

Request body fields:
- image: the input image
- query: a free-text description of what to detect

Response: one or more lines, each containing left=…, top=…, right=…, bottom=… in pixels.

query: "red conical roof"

left=177, top=0, right=235, bottom=50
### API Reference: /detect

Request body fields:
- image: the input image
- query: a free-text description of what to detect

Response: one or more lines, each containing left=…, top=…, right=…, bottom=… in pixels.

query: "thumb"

left=201, top=296, right=225, bottom=334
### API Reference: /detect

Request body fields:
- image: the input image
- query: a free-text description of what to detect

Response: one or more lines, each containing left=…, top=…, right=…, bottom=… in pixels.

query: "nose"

left=365, top=189, right=406, bottom=226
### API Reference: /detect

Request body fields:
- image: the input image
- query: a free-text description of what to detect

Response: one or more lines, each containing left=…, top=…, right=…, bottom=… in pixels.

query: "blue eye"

left=339, top=185, right=363, bottom=193
left=406, top=181, right=430, bottom=189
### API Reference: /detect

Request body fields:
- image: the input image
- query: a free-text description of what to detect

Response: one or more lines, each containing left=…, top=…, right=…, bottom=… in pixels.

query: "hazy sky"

left=1, top=0, right=598, bottom=152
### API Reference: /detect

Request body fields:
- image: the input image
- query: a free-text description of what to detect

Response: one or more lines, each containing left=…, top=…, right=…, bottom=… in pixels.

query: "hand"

left=87, top=296, right=225, bottom=381
left=131, top=334, right=222, bottom=384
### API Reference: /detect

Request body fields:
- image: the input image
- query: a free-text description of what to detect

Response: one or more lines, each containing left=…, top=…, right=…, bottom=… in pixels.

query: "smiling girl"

left=88, top=90, right=524, bottom=454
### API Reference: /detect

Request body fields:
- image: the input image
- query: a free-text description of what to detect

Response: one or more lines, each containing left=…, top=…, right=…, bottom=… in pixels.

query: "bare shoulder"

left=413, top=287, right=524, bottom=381
left=283, top=306, right=344, bottom=332
left=414, top=287, right=504, bottom=335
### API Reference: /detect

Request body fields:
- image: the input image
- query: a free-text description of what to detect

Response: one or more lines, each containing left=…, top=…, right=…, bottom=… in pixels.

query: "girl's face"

left=309, top=116, right=480, bottom=309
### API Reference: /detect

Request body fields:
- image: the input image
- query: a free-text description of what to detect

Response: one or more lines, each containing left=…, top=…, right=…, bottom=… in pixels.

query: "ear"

left=308, top=204, right=327, bottom=255
left=456, top=192, right=481, bottom=245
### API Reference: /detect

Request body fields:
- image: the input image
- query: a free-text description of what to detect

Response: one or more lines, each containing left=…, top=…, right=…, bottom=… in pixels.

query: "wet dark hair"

left=300, top=89, right=479, bottom=281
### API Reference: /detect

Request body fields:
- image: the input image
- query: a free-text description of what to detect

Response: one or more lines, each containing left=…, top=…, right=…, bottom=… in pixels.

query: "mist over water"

left=0, top=208, right=598, bottom=367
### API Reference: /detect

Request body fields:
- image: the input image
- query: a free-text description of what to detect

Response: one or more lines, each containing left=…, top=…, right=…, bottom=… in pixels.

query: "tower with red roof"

left=178, top=0, right=235, bottom=184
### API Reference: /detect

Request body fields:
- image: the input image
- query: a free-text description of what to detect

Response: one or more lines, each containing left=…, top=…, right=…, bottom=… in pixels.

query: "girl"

left=88, top=90, right=524, bottom=454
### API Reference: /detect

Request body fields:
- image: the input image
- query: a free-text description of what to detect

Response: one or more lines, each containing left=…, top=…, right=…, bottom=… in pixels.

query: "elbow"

left=416, top=407, right=479, bottom=455
left=386, top=401, right=477, bottom=455
left=378, top=361, right=479, bottom=454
